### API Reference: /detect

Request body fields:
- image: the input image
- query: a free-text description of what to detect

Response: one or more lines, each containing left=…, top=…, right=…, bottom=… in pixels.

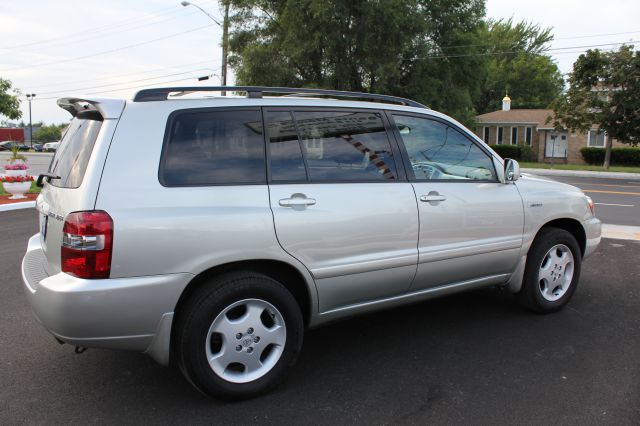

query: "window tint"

left=161, top=110, right=265, bottom=186
left=49, top=113, right=102, bottom=188
left=266, top=111, right=307, bottom=181
left=293, top=111, right=397, bottom=182
left=392, top=115, right=497, bottom=181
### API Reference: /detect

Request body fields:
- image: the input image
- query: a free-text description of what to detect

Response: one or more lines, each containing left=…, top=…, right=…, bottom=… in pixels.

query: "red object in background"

left=0, top=128, right=25, bottom=142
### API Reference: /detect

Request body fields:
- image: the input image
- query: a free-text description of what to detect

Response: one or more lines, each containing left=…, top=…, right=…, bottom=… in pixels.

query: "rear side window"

left=292, top=110, right=397, bottom=181
left=266, top=111, right=307, bottom=182
left=48, top=113, right=103, bottom=188
left=161, top=109, right=265, bottom=186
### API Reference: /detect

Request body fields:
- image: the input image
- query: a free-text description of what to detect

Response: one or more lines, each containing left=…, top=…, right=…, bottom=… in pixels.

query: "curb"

left=0, top=201, right=36, bottom=212
left=522, top=168, right=640, bottom=180
left=602, top=224, right=640, bottom=241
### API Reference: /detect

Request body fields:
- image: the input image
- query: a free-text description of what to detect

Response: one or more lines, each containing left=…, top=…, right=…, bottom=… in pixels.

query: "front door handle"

left=279, top=193, right=316, bottom=209
left=420, top=192, right=446, bottom=203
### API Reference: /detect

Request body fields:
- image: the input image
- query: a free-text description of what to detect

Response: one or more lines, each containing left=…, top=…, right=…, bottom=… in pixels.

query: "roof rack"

left=132, top=86, right=428, bottom=109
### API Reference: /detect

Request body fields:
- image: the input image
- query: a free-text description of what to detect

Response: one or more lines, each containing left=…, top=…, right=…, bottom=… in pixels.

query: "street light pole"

left=181, top=1, right=229, bottom=95
left=26, top=93, right=36, bottom=147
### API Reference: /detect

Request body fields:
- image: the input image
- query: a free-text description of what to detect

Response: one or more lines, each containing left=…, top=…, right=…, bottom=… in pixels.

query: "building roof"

left=476, top=109, right=556, bottom=129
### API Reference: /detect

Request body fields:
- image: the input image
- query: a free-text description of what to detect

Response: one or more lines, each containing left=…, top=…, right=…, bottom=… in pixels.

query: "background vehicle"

left=0, top=141, right=29, bottom=151
left=43, top=141, right=60, bottom=152
left=22, top=87, right=601, bottom=400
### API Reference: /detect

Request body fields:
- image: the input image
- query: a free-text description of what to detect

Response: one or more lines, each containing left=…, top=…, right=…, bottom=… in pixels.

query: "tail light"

left=61, top=211, right=113, bottom=279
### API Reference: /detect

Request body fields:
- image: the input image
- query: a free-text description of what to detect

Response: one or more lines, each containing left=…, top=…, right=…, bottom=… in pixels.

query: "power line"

left=0, top=24, right=215, bottom=73
left=34, top=74, right=222, bottom=101
left=25, top=59, right=219, bottom=90
left=0, top=1, right=218, bottom=51
left=32, top=67, right=222, bottom=96
left=414, top=40, right=638, bottom=60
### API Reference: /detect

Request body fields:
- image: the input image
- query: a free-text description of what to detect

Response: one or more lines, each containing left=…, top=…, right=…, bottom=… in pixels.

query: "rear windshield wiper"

left=36, top=173, right=61, bottom=187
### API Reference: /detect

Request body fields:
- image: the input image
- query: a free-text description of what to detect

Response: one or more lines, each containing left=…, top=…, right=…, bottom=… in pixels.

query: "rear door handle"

left=279, top=198, right=316, bottom=207
left=420, top=193, right=446, bottom=203
left=279, top=193, right=316, bottom=209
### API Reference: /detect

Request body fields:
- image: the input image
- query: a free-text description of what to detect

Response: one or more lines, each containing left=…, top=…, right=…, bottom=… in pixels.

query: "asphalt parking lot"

left=1, top=209, right=639, bottom=424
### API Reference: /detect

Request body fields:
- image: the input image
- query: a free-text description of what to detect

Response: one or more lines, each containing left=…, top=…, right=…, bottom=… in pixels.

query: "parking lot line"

left=594, top=203, right=635, bottom=207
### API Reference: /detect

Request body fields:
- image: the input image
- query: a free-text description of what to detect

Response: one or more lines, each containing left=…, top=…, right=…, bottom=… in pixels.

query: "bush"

left=489, top=144, right=534, bottom=162
left=580, top=147, right=640, bottom=166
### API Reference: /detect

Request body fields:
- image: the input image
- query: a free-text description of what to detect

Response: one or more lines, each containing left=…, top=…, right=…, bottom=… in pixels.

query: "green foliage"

left=0, top=78, right=22, bottom=120
left=489, top=144, right=533, bottom=161
left=228, top=0, right=487, bottom=125
left=551, top=45, right=640, bottom=146
left=34, top=124, right=65, bottom=143
left=475, top=19, right=563, bottom=114
left=7, top=145, right=27, bottom=164
left=580, top=147, right=640, bottom=166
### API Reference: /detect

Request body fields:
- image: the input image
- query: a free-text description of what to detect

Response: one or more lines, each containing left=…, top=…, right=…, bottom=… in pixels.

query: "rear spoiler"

left=57, top=97, right=125, bottom=119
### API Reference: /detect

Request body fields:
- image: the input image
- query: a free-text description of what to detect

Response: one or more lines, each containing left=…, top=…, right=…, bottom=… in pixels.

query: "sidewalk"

left=522, top=168, right=640, bottom=180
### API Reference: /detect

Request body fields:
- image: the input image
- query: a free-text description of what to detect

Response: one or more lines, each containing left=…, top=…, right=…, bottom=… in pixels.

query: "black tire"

left=174, top=271, right=304, bottom=400
left=518, top=227, right=582, bottom=313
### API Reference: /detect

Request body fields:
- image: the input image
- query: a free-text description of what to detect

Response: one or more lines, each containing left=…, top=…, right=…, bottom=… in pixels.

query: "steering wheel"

left=412, top=162, right=444, bottom=179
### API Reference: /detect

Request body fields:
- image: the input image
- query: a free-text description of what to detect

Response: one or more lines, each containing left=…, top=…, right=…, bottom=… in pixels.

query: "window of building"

left=497, top=127, right=504, bottom=145
left=293, top=110, right=397, bottom=182
left=483, top=127, right=490, bottom=144
left=161, top=109, right=266, bottom=186
left=525, top=127, right=532, bottom=146
left=511, top=127, right=518, bottom=145
left=587, top=130, right=606, bottom=148
left=392, top=115, right=497, bottom=181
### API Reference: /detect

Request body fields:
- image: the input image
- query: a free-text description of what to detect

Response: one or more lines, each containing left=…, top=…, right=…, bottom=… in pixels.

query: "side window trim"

left=264, top=106, right=407, bottom=184
left=158, top=106, right=267, bottom=187
left=385, top=111, right=499, bottom=183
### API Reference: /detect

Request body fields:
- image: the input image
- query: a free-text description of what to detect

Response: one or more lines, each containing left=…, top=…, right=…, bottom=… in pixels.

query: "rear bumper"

left=21, top=234, right=192, bottom=364
left=582, top=217, right=601, bottom=259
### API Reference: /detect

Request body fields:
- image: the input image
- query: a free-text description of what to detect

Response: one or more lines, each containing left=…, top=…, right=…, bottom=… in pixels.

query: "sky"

left=0, top=0, right=639, bottom=125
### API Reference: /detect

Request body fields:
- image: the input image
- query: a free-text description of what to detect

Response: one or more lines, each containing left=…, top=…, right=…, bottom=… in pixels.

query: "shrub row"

left=488, top=144, right=534, bottom=162
left=580, top=147, right=640, bottom=166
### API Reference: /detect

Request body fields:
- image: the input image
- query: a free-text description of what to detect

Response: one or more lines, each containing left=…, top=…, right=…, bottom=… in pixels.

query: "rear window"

left=160, top=109, right=266, bottom=186
left=48, top=113, right=103, bottom=188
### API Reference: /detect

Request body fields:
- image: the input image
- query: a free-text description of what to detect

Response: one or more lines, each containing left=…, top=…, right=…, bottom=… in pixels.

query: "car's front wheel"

left=519, top=227, right=582, bottom=313
left=175, top=271, right=304, bottom=400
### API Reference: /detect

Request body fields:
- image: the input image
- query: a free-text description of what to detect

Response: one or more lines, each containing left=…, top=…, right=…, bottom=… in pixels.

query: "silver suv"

left=22, top=86, right=601, bottom=400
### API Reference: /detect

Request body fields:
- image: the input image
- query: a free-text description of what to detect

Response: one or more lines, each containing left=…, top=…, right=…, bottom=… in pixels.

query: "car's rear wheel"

left=519, top=227, right=582, bottom=313
left=175, top=271, right=303, bottom=400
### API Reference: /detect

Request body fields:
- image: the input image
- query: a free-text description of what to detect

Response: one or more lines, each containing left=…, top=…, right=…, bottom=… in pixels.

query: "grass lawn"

left=0, top=181, right=41, bottom=196
left=520, top=162, right=640, bottom=174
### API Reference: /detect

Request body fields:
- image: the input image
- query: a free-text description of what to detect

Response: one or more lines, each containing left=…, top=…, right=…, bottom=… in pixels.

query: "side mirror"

left=504, top=158, right=520, bottom=182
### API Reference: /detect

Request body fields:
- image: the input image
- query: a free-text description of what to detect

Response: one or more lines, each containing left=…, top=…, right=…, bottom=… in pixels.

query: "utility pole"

left=26, top=93, right=36, bottom=147
left=221, top=0, right=229, bottom=96
left=181, top=1, right=229, bottom=95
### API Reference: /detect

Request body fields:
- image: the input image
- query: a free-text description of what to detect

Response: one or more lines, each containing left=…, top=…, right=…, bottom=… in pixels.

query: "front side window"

left=161, top=109, right=265, bottom=186
left=588, top=130, right=606, bottom=148
left=292, top=110, right=397, bottom=182
left=392, top=115, right=497, bottom=181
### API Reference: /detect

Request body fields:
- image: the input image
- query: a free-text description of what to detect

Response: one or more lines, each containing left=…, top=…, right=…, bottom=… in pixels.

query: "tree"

left=228, top=0, right=488, bottom=125
left=33, top=124, right=65, bottom=143
left=551, top=45, right=640, bottom=169
left=475, top=19, right=564, bottom=114
left=0, top=78, right=22, bottom=120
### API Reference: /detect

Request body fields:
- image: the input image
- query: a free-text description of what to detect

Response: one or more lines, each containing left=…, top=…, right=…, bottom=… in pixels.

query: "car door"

left=388, top=113, right=524, bottom=291
left=266, top=108, right=419, bottom=312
